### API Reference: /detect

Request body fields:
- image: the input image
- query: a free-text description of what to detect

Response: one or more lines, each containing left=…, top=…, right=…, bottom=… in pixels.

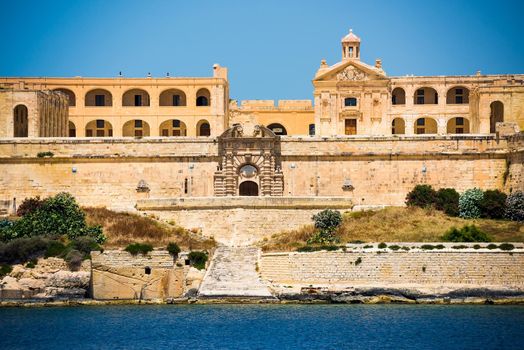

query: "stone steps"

left=198, top=246, right=274, bottom=298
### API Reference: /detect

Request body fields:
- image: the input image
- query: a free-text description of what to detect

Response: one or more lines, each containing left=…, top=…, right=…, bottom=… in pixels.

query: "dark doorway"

left=239, top=181, right=258, bottom=196
left=13, top=105, right=28, bottom=137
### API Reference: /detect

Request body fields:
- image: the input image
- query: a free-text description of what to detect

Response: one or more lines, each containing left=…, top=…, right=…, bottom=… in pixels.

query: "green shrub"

left=25, top=259, right=37, bottom=268
left=401, top=246, right=410, bottom=251
left=312, top=209, right=342, bottom=231
left=499, top=243, right=515, bottom=251
left=124, top=243, right=153, bottom=256
left=296, top=245, right=341, bottom=252
left=363, top=245, right=373, bottom=249
left=435, top=244, right=445, bottom=249
left=505, top=191, right=524, bottom=222
left=0, top=264, right=12, bottom=277
left=435, top=188, right=460, bottom=216
left=459, top=188, right=483, bottom=219
left=167, top=242, right=181, bottom=257
left=442, top=225, right=492, bottom=242
left=420, top=244, right=435, bottom=250
left=65, top=249, right=84, bottom=271
left=480, top=190, right=507, bottom=219
left=16, top=196, right=44, bottom=217
left=308, top=210, right=342, bottom=244
left=452, top=245, right=468, bottom=249
left=378, top=242, right=387, bottom=249
left=486, top=244, right=498, bottom=250
left=70, top=236, right=101, bottom=255
left=0, top=219, right=14, bottom=242
left=188, top=251, right=208, bottom=270
left=3, top=193, right=106, bottom=244
left=473, top=244, right=481, bottom=250
left=297, top=246, right=316, bottom=252
left=36, top=151, right=54, bottom=158
left=0, top=236, right=49, bottom=264
left=45, top=240, right=66, bottom=258
left=355, top=257, right=362, bottom=266
left=406, top=185, right=437, bottom=208
left=388, top=245, right=401, bottom=251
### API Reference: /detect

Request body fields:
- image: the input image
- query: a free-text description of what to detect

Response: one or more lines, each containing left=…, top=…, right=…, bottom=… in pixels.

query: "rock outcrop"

left=0, top=258, right=90, bottom=299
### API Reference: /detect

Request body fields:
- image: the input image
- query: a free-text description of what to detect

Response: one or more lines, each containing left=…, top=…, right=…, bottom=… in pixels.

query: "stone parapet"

left=137, top=196, right=353, bottom=210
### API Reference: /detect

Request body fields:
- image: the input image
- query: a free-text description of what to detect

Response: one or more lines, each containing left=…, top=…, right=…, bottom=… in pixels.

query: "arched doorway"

left=239, top=181, right=258, bottom=196
left=267, top=123, right=287, bottom=135
left=13, top=105, right=28, bottom=137
left=490, top=101, right=504, bottom=133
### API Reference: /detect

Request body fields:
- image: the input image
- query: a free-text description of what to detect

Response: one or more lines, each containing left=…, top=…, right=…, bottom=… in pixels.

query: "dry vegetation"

left=260, top=206, right=524, bottom=251
left=83, top=207, right=215, bottom=250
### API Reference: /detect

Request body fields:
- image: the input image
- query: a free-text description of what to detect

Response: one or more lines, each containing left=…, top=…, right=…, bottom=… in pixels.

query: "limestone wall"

left=91, top=250, right=185, bottom=300
left=507, top=134, right=524, bottom=192
left=260, top=247, right=524, bottom=289
left=0, top=136, right=517, bottom=213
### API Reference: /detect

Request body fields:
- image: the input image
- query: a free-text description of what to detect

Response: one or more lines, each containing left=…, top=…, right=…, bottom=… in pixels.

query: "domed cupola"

left=341, top=29, right=361, bottom=60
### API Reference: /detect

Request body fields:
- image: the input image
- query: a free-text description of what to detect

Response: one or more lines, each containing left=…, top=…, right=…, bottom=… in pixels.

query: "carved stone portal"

left=214, top=124, right=284, bottom=196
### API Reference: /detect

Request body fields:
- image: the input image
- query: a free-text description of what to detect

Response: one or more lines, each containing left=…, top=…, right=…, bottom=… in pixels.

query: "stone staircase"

left=198, top=246, right=274, bottom=299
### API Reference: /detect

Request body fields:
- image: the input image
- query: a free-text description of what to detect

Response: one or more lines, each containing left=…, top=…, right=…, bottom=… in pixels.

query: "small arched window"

left=344, top=97, right=357, bottom=107
left=144, top=266, right=151, bottom=275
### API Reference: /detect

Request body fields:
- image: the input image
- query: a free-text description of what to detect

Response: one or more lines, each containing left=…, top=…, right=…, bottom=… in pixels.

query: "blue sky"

left=1, top=0, right=523, bottom=101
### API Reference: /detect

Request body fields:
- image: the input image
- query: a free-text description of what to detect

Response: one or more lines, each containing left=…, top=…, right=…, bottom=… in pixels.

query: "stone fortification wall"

left=139, top=197, right=353, bottom=245
left=91, top=250, right=188, bottom=300
left=0, top=136, right=516, bottom=213
left=507, top=133, right=524, bottom=192
left=260, top=245, right=524, bottom=290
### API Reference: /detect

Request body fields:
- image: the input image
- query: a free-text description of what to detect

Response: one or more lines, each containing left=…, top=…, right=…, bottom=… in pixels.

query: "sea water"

left=1, top=304, right=523, bottom=349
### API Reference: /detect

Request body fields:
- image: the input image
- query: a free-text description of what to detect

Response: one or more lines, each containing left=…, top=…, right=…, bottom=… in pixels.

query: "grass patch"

left=84, top=207, right=215, bottom=250
left=260, top=207, right=524, bottom=252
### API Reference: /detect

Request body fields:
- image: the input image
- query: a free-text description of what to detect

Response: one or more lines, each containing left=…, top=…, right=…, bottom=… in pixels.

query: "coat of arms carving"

left=337, top=65, right=368, bottom=81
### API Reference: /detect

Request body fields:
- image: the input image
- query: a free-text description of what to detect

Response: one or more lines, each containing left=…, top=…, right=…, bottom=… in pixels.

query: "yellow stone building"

left=1, top=29, right=523, bottom=138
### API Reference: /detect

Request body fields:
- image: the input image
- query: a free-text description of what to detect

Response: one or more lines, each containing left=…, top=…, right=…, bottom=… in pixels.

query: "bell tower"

left=341, top=29, right=361, bottom=60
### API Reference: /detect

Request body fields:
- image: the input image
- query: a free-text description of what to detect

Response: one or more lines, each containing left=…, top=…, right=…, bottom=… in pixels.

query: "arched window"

left=392, top=118, right=405, bottom=134
left=159, top=119, right=187, bottom=136
left=68, top=121, right=76, bottom=137
left=196, top=120, right=211, bottom=136
left=309, top=124, right=315, bottom=136
left=344, top=97, right=357, bottom=107
left=392, top=88, right=406, bottom=105
left=144, top=266, right=151, bottom=275
left=123, top=119, right=150, bottom=137
left=415, top=117, right=437, bottom=134
left=490, top=101, right=504, bottom=133
left=13, top=105, right=28, bottom=137
left=446, top=86, right=469, bottom=104
left=54, top=88, right=76, bottom=106
left=85, top=119, right=113, bottom=137
left=196, top=88, right=210, bottom=106
left=447, top=117, right=470, bottom=134
left=159, top=89, right=187, bottom=106
left=85, top=89, right=113, bottom=107
left=414, top=87, right=438, bottom=105
left=267, top=123, right=287, bottom=135
left=122, top=89, right=150, bottom=106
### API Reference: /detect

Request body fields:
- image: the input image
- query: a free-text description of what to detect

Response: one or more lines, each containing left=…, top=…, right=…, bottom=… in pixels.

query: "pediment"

left=314, top=60, right=387, bottom=82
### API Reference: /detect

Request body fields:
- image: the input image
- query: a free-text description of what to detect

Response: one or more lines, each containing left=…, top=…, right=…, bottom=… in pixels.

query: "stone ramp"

left=198, top=246, right=274, bottom=298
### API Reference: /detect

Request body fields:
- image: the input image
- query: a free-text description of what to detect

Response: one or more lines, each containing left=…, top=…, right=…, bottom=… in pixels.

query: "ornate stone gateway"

left=214, top=124, right=284, bottom=196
